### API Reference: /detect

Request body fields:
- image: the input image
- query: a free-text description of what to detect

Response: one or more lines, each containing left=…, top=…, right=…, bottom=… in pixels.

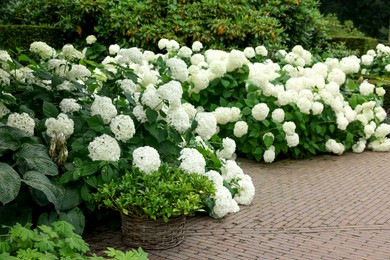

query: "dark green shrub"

left=0, top=25, right=67, bottom=51
left=329, top=36, right=378, bottom=56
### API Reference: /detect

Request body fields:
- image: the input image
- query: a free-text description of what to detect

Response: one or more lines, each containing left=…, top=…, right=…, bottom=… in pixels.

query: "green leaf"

left=86, top=115, right=106, bottom=133
left=60, top=188, right=82, bottom=211
left=346, top=78, right=357, bottom=91
left=263, top=135, right=274, bottom=148
left=262, top=119, right=270, bottom=127
left=329, top=124, right=335, bottom=133
left=22, top=171, right=65, bottom=212
left=242, top=107, right=252, bottom=116
left=59, top=207, right=85, bottom=235
left=221, top=78, right=230, bottom=87
left=42, top=101, right=59, bottom=118
left=101, top=164, right=114, bottom=183
left=0, top=163, right=21, bottom=205
left=145, top=108, right=158, bottom=123
left=17, top=143, right=58, bottom=176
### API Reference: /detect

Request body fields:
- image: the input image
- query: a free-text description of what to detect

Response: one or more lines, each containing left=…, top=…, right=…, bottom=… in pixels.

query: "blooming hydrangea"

left=7, top=112, right=35, bottom=136
left=157, top=80, right=183, bottom=107
left=0, top=68, right=10, bottom=85
left=325, top=139, right=345, bottom=155
left=191, top=41, right=203, bottom=52
left=109, top=115, right=136, bottom=142
left=45, top=113, right=74, bottom=139
left=194, top=112, right=217, bottom=140
left=216, top=137, right=236, bottom=160
left=252, top=103, right=269, bottom=121
left=132, top=146, right=161, bottom=174
left=88, top=134, right=121, bottom=161
left=386, top=64, right=390, bottom=73
left=0, top=50, right=12, bottom=70
left=221, top=160, right=244, bottom=183
left=352, top=138, right=366, bottom=153
left=311, top=102, right=324, bottom=115
left=233, top=175, right=255, bottom=205
left=86, top=35, right=97, bottom=45
left=166, top=58, right=189, bottom=82
left=117, top=79, right=138, bottom=95
left=0, top=102, right=10, bottom=118
left=132, top=105, right=147, bottom=123
left=30, top=41, right=55, bottom=60
left=59, top=98, right=82, bottom=114
left=178, top=148, right=206, bottom=174
left=226, top=50, right=248, bottom=72
left=374, top=123, right=390, bottom=139
left=109, top=44, right=120, bottom=55
left=263, top=146, right=275, bottom=163
left=61, top=44, right=84, bottom=61
left=340, top=55, right=360, bottom=74
left=243, top=47, right=256, bottom=59
left=376, top=87, right=386, bottom=97
left=286, top=133, right=299, bottom=147
left=141, top=85, right=163, bottom=110
left=233, top=121, right=249, bottom=138
left=361, top=55, right=374, bottom=66
left=117, top=47, right=144, bottom=65
left=255, top=45, right=268, bottom=56
left=213, top=107, right=241, bottom=125
left=91, top=96, right=117, bottom=124
left=205, top=170, right=224, bottom=187
left=359, top=80, right=375, bottom=96
left=66, top=64, right=91, bottom=81
left=368, top=139, right=390, bottom=152
left=189, top=70, right=209, bottom=93
left=166, top=107, right=191, bottom=133
left=374, top=107, right=387, bottom=122
left=271, top=108, right=285, bottom=123
left=211, top=186, right=240, bottom=219
left=283, top=121, right=296, bottom=135
left=177, top=46, right=193, bottom=58
left=181, top=103, right=197, bottom=119
left=327, top=68, right=346, bottom=85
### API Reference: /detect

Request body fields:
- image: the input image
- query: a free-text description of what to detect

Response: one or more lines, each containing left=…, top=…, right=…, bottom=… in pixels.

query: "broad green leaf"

left=145, top=108, right=158, bottom=123
left=17, top=143, right=58, bottom=176
left=86, top=115, right=106, bottom=133
left=263, top=135, right=274, bottom=148
left=22, top=171, right=64, bottom=212
left=0, top=163, right=21, bottom=205
left=59, top=188, right=82, bottom=211
left=37, top=212, right=59, bottom=227
left=59, top=207, right=85, bottom=235
left=42, top=101, right=59, bottom=118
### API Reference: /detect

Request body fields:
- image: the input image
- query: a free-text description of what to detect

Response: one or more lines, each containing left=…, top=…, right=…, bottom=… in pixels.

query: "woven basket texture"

left=121, top=213, right=186, bottom=249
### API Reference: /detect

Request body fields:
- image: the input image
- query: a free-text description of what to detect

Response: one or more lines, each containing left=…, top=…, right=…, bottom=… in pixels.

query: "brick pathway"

left=86, top=151, right=390, bottom=259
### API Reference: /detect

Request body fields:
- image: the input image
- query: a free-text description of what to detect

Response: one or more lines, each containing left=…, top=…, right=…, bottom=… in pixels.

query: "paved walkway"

left=86, top=151, right=390, bottom=259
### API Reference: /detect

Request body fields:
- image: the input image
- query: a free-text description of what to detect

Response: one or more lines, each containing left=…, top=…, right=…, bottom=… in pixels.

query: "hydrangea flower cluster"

left=45, top=113, right=74, bottom=139
left=88, top=134, right=121, bottom=161
left=7, top=112, right=35, bottom=136
left=132, top=146, right=161, bottom=174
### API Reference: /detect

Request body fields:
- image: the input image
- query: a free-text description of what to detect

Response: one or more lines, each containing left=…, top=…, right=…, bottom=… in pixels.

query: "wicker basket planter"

left=121, top=213, right=186, bottom=249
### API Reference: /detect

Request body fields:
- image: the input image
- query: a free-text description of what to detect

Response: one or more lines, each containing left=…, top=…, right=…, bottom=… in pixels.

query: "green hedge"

left=329, top=36, right=378, bottom=55
left=0, top=25, right=67, bottom=51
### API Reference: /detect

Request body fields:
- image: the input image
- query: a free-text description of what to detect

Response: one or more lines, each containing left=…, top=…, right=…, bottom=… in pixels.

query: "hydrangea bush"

left=0, top=39, right=256, bottom=232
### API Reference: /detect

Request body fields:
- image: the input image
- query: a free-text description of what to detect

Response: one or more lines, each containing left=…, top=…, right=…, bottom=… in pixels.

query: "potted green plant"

left=93, top=164, right=216, bottom=250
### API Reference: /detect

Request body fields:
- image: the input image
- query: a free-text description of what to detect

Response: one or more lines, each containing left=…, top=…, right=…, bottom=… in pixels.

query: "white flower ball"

left=45, top=113, right=74, bottom=139
left=325, top=139, right=345, bottom=155
left=255, top=45, right=268, bottom=56
left=271, top=108, right=285, bottom=123
left=88, top=134, right=121, bottom=161
left=221, top=160, right=244, bottom=182
left=311, top=102, right=324, bottom=115
left=110, top=115, right=136, bottom=142
left=282, top=121, right=296, bottom=135
left=216, top=137, right=236, bottom=160
left=286, top=133, right=299, bottom=147
left=243, top=47, right=256, bottom=59
left=205, top=170, right=224, bottom=187
left=7, top=112, right=35, bottom=136
left=263, top=146, right=275, bottom=163
left=252, top=103, right=269, bottom=121
left=194, top=112, right=217, bottom=140
left=361, top=55, right=374, bottom=66
left=192, top=41, right=203, bottom=52
left=359, top=80, right=375, bottom=96
left=233, top=174, right=255, bottom=205
left=352, top=138, right=366, bottom=153
left=91, top=96, right=118, bottom=124
left=233, top=121, right=249, bottom=138
left=179, top=148, right=206, bottom=174
left=86, top=35, right=97, bottom=45
left=132, top=146, right=161, bottom=174
left=109, top=44, right=121, bottom=55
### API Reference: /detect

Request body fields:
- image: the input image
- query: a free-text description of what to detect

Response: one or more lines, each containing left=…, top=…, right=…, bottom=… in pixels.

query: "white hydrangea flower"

left=311, top=102, right=324, bottom=115
left=213, top=107, right=241, bottom=125
left=211, top=186, right=240, bottom=219
left=88, top=134, right=121, bottom=161
left=167, top=40, right=180, bottom=52
left=141, top=85, right=163, bottom=110
left=0, top=50, right=12, bottom=70
left=368, top=138, right=390, bottom=152
left=109, top=44, right=121, bottom=55
left=221, top=160, right=244, bottom=183
left=117, top=79, right=138, bottom=95
left=0, top=68, right=10, bottom=85
left=132, top=146, right=161, bottom=174
left=226, top=50, right=248, bottom=72
left=7, top=112, right=35, bottom=136
left=157, top=80, right=183, bottom=107
left=56, top=81, right=75, bottom=91
left=364, top=123, right=375, bottom=138
left=178, top=148, right=206, bottom=174
left=61, top=44, right=84, bottom=61
left=374, top=107, right=387, bottom=122
left=352, top=138, right=366, bottom=153
left=143, top=50, right=156, bottom=62
left=286, top=133, right=299, bottom=147
left=340, top=55, right=360, bottom=74
left=283, top=121, right=296, bottom=136
left=327, top=68, right=346, bottom=85
left=91, top=96, right=117, bottom=124
left=361, top=55, right=374, bottom=66
left=194, top=112, right=217, bottom=140
left=233, top=121, right=248, bottom=138
left=0, top=102, right=10, bottom=118
left=158, top=38, right=170, bottom=50
left=190, top=53, right=205, bottom=65
left=59, top=98, right=82, bottom=114
left=216, top=137, right=236, bottom=160
left=66, top=64, right=91, bottom=81
left=252, top=103, right=269, bottom=121
left=336, top=113, right=349, bottom=131
left=297, top=97, right=312, bottom=114
left=166, top=106, right=191, bottom=133
left=374, top=123, right=390, bottom=139
left=30, top=41, right=55, bottom=60
left=208, top=60, right=227, bottom=79
left=205, top=170, right=224, bottom=187
left=177, top=46, right=193, bottom=58
left=181, top=103, right=197, bottom=119
left=166, top=58, right=189, bottom=82
left=243, top=47, right=256, bottom=59
left=359, top=80, right=375, bottom=96
left=325, top=139, right=345, bottom=155
left=189, top=70, right=209, bottom=93
left=45, top=113, right=74, bottom=139
left=48, top=59, right=68, bottom=77
left=376, top=87, right=386, bottom=97
left=263, top=145, right=275, bottom=163
left=86, top=35, right=97, bottom=45
left=191, top=41, right=203, bottom=52
left=386, top=64, right=390, bottom=73
left=233, top=174, right=255, bottom=205
left=117, top=47, right=144, bottom=65
left=255, top=45, right=268, bottom=56
left=133, top=105, right=147, bottom=123
left=109, top=115, right=136, bottom=142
